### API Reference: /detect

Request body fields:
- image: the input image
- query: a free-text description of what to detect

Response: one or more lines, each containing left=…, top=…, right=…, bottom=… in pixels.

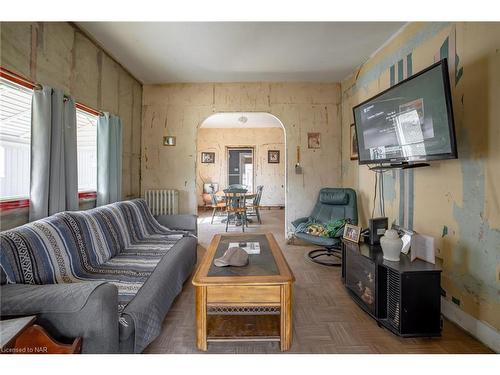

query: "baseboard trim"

left=441, top=297, right=499, bottom=353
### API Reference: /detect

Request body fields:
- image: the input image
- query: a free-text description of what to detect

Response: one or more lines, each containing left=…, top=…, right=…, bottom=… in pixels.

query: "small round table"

left=216, top=191, right=256, bottom=224
left=215, top=191, right=256, bottom=199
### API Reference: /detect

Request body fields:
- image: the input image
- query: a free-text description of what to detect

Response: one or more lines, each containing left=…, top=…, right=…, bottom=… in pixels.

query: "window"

left=76, top=108, right=97, bottom=192
left=0, top=77, right=33, bottom=200
left=0, top=70, right=99, bottom=204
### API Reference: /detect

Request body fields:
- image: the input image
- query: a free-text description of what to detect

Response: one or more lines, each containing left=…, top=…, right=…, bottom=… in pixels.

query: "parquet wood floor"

left=144, top=210, right=494, bottom=354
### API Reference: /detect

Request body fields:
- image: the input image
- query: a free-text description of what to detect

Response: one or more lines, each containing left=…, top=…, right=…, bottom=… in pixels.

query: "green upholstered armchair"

left=292, top=188, right=358, bottom=266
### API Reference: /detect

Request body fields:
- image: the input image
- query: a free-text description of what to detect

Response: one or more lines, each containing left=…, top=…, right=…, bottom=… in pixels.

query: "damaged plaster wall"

left=196, top=127, right=285, bottom=207
left=341, top=22, right=500, bottom=331
left=0, top=22, right=142, bottom=230
left=142, top=82, right=341, bottom=235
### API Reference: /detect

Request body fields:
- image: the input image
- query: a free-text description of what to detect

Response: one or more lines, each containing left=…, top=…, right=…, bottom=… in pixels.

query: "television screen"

left=353, top=59, right=457, bottom=165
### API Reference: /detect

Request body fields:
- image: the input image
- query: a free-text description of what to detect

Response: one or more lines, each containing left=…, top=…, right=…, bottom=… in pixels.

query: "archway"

left=196, top=112, right=287, bottom=236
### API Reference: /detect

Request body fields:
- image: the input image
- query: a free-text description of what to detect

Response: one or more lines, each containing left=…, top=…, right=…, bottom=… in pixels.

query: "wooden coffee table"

left=192, top=233, right=295, bottom=351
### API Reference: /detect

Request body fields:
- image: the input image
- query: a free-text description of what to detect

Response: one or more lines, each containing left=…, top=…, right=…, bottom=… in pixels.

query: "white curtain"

left=97, top=113, right=122, bottom=206
left=29, top=86, right=78, bottom=221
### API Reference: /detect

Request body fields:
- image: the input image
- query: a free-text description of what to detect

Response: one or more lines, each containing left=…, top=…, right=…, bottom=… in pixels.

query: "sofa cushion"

left=116, top=200, right=173, bottom=241
left=63, top=199, right=177, bottom=260
left=0, top=212, right=101, bottom=284
left=295, top=231, right=338, bottom=247
left=0, top=281, right=109, bottom=315
left=0, top=200, right=186, bottom=309
left=66, top=209, right=124, bottom=263
left=155, top=214, right=198, bottom=236
left=121, top=236, right=197, bottom=353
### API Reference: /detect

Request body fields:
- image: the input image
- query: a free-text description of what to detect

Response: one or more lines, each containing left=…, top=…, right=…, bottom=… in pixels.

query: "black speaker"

left=368, top=217, right=388, bottom=245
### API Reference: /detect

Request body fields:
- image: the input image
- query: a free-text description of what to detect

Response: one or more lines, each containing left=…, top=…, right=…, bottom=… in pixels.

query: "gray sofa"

left=0, top=199, right=197, bottom=353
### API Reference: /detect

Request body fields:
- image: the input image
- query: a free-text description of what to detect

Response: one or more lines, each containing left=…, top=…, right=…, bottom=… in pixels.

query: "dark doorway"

left=227, top=148, right=254, bottom=192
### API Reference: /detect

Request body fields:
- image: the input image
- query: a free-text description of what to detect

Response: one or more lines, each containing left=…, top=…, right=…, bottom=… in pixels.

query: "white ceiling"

left=78, top=22, right=405, bottom=84
left=200, top=112, right=283, bottom=128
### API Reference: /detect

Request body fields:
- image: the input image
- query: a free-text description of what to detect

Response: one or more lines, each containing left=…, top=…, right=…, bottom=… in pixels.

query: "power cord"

left=380, top=170, right=385, bottom=216
left=370, top=164, right=387, bottom=218
left=371, top=171, right=378, bottom=218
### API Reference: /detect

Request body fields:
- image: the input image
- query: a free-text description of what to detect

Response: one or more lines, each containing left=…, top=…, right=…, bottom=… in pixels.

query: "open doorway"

left=227, top=147, right=254, bottom=191
left=196, top=112, right=286, bottom=234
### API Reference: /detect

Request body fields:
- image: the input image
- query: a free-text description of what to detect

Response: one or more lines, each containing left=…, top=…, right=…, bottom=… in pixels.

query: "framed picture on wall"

left=268, top=150, right=280, bottom=163
left=201, top=152, right=215, bottom=163
left=350, top=123, right=359, bottom=160
left=307, top=132, right=321, bottom=149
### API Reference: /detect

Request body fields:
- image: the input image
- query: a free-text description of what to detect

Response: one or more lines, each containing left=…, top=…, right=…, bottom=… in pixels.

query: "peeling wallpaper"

left=141, top=82, right=342, bottom=235
left=1, top=20, right=497, bottom=334
left=0, top=22, right=143, bottom=201
left=341, top=22, right=500, bottom=330
left=0, top=22, right=143, bottom=230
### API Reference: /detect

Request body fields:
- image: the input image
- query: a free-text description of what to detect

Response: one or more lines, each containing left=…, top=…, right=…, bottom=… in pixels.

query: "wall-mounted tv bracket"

left=368, top=162, right=429, bottom=172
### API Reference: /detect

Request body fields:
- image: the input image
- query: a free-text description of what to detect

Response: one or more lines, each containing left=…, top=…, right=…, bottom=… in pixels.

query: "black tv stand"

left=369, top=162, right=430, bottom=171
left=341, top=240, right=442, bottom=337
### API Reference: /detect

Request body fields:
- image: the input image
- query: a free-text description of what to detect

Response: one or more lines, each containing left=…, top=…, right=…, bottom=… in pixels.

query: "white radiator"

left=144, top=189, right=179, bottom=215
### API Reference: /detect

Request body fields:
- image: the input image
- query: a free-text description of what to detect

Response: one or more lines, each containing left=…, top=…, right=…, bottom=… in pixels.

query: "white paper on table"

left=410, top=234, right=435, bottom=264
left=229, top=242, right=261, bottom=254
left=401, top=233, right=412, bottom=255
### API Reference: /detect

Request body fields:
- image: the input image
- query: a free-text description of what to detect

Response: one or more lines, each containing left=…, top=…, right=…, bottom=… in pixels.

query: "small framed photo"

left=307, top=132, right=321, bottom=149
left=268, top=150, right=280, bottom=163
left=201, top=152, right=215, bottom=163
left=350, top=124, right=358, bottom=160
left=343, top=224, right=361, bottom=243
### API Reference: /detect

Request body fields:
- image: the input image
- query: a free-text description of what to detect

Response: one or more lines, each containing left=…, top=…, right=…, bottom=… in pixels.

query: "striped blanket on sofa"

left=0, top=199, right=194, bottom=351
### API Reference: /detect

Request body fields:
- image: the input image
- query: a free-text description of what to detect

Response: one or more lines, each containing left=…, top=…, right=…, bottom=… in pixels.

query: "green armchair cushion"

left=292, top=187, right=358, bottom=246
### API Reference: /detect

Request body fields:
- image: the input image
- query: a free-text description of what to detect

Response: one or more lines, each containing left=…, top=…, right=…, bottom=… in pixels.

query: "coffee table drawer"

left=207, top=286, right=281, bottom=303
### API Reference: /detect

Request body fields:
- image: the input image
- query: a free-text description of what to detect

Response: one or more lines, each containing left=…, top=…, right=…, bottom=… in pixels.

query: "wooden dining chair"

left=208, top=192, right=226, bottom=224
left=246, top=185, right=264, bottom=224
left=223, top=188, right=248, bottom=232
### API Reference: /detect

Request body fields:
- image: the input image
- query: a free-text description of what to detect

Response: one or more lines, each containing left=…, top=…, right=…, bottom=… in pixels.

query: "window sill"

left=78, top=191, right=97, bottom=200
left=0, top=192, right=97, bottom=212
left=0, top=198, right=30, bottom=211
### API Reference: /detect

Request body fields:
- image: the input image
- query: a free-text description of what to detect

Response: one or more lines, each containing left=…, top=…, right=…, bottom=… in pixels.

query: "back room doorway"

left=196, top=111, right=286, bottom=236
left=227, top=147, right=254, bottom=191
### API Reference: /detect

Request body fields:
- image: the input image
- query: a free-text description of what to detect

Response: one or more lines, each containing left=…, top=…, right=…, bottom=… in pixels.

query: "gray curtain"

left=29, top=86, right=78, bottom=222
left=97, top=113, right=122, bottom=206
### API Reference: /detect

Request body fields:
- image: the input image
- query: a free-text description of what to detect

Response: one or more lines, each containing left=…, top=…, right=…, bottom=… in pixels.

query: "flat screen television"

left=353, top=59, right=457, bottom=166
